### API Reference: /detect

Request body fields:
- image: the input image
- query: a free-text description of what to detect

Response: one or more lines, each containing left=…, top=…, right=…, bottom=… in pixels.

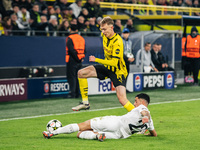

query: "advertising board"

left=0, top=78, right=27, bottom=102
left=28, top=77, right=70, bottom=99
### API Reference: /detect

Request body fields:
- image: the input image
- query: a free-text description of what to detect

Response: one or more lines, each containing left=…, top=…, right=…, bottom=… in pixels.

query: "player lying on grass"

left=43, top=93, right=157, bottom=141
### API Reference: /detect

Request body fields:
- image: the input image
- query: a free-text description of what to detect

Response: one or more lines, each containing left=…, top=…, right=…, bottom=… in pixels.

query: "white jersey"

left=119, top=104, right=154, bottom=138
left=90, top=104, right=155, bottom=139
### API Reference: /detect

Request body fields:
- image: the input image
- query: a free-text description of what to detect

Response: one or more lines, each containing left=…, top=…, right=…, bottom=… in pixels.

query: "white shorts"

left=90, top=116, right=123, bottom=139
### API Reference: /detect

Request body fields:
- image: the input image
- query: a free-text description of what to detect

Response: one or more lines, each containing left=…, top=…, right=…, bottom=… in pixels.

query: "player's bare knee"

left=78, top=120, right=91, bottom=131
left=78, top=69, right=83, bottom=78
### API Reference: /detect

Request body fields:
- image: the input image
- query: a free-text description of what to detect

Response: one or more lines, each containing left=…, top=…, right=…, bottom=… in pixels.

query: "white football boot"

left=72, top=102, right=90, bottom=111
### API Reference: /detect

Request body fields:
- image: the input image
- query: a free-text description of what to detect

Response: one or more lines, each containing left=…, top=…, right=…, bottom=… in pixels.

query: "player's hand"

left=128, top=58, right=135, bottom=62
left=144, top=132, right=151, bottom=136
left=89, top=55, right=96, bottom=62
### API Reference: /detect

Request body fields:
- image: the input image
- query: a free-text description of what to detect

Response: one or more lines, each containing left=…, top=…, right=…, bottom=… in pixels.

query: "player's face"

left=100, top=23, right=114, bottom=38
left=134, top=97, right=143, bottom=107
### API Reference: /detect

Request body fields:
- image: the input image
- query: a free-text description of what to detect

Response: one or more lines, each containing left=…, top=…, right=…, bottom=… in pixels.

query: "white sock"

left=78, top=131, right=97, bottom=140
left=52, top=123, right=79, bottom=135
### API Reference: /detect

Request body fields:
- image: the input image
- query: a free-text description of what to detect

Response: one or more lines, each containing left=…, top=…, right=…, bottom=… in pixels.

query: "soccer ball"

left=46, top=119, right=62, bottom=133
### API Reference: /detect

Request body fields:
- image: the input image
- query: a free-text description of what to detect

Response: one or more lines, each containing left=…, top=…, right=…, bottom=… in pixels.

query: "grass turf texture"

left=0, top=84, right=200, bottom=149
left=0, top=84, right=200, bottom=119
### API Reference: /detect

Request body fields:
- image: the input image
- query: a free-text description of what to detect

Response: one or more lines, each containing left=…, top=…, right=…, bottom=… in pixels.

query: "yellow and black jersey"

left=95, top=33, right=128, bottom=78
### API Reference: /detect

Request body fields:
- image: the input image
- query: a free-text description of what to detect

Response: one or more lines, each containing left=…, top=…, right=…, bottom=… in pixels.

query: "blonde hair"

left=100, top=16, right=114, bottom=26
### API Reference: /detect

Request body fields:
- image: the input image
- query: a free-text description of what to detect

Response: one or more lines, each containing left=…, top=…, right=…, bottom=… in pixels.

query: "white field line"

left=0, top=98, right=200, bottom=122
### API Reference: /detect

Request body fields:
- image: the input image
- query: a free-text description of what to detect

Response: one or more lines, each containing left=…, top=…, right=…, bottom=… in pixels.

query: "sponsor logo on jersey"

left=98, top=80, right=115, bottom=92
left=115, top=49, right=120, bottom=54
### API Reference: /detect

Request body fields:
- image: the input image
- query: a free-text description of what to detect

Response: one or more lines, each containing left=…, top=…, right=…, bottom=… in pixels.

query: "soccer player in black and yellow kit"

left=72, top=16, right=135, bottom=112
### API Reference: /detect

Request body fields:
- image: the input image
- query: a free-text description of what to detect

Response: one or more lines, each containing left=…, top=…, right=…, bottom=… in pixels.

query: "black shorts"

left=94, top=64, right=127, bottom=87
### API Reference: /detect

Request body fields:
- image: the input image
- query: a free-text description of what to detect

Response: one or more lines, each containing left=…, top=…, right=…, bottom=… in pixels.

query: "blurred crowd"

left=0, top=0, right=199, bottom=36
left=0, top=0, right=104, bottom=36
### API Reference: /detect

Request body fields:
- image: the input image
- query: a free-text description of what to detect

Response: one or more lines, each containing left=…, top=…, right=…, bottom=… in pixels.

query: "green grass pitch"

left=0, top=84, right=200, bottom=150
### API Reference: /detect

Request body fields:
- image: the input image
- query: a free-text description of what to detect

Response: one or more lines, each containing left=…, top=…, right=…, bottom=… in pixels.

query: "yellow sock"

left=124, top=101, right=135, bottom=112
left=78, top=78, right=88, bottom=102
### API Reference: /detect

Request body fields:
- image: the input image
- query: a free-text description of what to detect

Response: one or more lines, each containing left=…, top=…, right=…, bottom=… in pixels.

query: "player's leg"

left=77, top=131, right=97, bottom=140
left=116, top=85, right=135, bottom=112
left=72, top=65, right=97, bottom=111
left=115, top=85, right=128, bottom=106
left=43, top=120, right=92, bottom=139
left=52, top=120, right=92, bottom=134
left=78, top=131, right=106, bottom=142
left=100, top=132, right=119, bottom=139
left=77, top=116, right=122, bottom=141
left=42, top=123, right=80, bottom=139
left=78, top=131, right=119, bottom=141
left=90, top=116, right=122, bottom=132
left=109, top=72, right=135, bottom=112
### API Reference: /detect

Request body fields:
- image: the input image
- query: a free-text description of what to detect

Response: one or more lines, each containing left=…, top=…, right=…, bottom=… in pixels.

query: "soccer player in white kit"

left=43, top=93, right=157, bottom=141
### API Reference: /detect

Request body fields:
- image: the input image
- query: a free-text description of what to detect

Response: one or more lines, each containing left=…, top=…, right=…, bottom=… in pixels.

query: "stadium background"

left=0, top=0, right=200, bottom=149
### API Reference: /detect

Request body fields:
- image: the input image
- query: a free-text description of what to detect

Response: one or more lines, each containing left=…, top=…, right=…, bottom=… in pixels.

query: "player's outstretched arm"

left=141, top=110, right=157, bottom=137
left=145, top=129, right=157, bottom=137
left=94, top=57, right=119, bottom=67
left=89, top=55, right=118, bottom=67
